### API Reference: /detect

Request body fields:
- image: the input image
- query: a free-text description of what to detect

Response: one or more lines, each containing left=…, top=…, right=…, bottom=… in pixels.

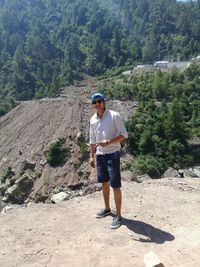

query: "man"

left=89, top=93, right=128, bottom=229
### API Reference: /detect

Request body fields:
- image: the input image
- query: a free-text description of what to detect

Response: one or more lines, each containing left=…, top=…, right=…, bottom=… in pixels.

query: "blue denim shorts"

left=96, top=151, right=121, bottom=188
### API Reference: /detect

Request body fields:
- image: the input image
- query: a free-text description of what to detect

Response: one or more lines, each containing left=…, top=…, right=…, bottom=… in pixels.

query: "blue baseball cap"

left=91, top=93, right=105, bottom=102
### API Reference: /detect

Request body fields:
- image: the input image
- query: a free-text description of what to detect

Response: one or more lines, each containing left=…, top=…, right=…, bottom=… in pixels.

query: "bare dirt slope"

left=0, top=178, right=200, bottom=267
left=0, top=97, right=137, bottom=202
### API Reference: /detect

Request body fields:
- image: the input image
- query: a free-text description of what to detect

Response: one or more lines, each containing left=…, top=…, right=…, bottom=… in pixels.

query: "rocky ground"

left=0, top=177, right=200, bottom=267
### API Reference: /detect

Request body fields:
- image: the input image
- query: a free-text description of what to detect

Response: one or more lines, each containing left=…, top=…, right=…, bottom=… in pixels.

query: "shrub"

left=35, top=170, right=42, bottom=178
left=79, top=141, right=87, bottom=160
left=1, top=166, right=14, bottom=184
left=132, top=155, right=164, bottom=177
left=45, top=140, right=70, bottom=167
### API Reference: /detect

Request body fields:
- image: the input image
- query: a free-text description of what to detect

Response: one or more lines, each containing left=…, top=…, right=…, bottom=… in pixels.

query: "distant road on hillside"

left=167, top=61, right=190, bottom=69
left=123, top=61, right=191, bottom=76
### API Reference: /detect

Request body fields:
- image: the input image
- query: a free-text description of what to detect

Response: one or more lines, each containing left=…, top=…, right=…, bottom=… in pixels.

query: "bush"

left=79, top=141, right=88, bottom=160
left=1, top=166, right=14, bottom=184
left=0, top=96, right=18, bottom=117
left=132, top=155, right=164, bottom=177
left=45, top=140, right=70, bottom=167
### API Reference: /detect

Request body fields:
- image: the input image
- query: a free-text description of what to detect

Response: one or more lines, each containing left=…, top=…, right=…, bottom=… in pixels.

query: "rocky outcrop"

left=20, top=160, right=35, bottom=173
left=184, top=166, right=200, bottom=178
left=3, top=174, right=34, bottom=204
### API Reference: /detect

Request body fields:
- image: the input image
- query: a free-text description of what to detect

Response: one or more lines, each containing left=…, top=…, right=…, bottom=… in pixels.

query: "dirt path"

left=0, top=178, right=200, bottom=267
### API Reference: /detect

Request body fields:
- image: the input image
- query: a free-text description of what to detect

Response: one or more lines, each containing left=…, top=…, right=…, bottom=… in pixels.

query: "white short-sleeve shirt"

left=90, top=109, right=128, bottom=155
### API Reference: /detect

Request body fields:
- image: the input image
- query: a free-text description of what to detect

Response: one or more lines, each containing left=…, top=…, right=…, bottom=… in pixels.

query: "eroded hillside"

left=0, top=97, right=137, bottom=204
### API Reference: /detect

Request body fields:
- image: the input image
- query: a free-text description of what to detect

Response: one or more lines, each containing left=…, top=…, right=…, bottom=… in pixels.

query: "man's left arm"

left=98, top=134, right=126, bottom=147
left=113, top=112, right=128, bottom=141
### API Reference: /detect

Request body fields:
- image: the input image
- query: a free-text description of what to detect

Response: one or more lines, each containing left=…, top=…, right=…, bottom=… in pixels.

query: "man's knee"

left=102, top=181, right=109, bottom=188
left=112, top=187, right=121, bottom=191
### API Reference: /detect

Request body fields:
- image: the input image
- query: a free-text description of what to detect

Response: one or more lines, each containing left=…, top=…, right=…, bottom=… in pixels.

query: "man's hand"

left=90, top=157, right=95, bottom=168
left=96, top=140, right=110, bottom=147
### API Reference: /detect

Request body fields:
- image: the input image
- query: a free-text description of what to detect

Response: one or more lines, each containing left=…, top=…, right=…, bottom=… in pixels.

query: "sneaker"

left=96, top=208, right=111, bottom=218
left=110, top=217, right=122, bottom=229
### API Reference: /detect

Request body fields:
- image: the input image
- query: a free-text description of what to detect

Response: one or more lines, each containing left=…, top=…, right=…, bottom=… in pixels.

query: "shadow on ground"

left=122, top=218, right=175, bottom=244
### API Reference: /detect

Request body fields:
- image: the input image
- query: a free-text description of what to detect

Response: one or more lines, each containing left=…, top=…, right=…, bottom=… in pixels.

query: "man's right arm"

left=89, top=122, right=96, bottom=168
left=90, top=144, right=96, bottom=168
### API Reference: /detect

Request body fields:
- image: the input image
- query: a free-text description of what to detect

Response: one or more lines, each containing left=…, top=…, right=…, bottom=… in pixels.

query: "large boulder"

left=51, top=192, right=71, bottom=203
left=163, top=167, right=179, bottom=178
left=121, top=171, right=142, bottom=183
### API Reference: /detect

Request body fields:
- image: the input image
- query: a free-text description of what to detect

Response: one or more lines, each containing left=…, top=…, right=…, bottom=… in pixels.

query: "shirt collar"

left=95, top=108, right=107, bottom=119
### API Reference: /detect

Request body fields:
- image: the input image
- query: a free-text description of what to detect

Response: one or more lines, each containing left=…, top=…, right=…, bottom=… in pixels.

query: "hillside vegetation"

left=1, top=0, right=200, bottom=110
left=102, top=64, right=200, bottom=175
left=0, top=0, right=199, bottom=176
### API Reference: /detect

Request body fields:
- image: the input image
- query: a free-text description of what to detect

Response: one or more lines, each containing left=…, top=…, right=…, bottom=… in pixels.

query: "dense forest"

left=102, top=62, right=200, bottom=175
left=0, top=0, right=200, bottom=113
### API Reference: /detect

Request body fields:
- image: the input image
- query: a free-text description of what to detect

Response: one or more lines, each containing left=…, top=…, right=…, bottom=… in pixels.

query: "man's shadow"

left=122, top=217, right=175, bottom=244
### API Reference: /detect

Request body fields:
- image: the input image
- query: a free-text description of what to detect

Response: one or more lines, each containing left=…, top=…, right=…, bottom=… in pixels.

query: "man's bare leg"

left=113, top=188, right=122, bottom=218
left=102, top=181, right=110, bottom=210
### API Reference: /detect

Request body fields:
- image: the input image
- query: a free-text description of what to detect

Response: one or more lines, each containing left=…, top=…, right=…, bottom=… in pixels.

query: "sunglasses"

left=92, top=99, right=103, bottom=104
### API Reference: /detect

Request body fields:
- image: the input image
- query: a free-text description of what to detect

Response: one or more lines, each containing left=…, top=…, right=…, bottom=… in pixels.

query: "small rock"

left=82, top=183, right=102, bottom=196
left=68, top=182, right=84, bottom=190
left=6, top=184, right=18, bottom=195
left=76, top=131, right=85, bottom=143
left=0, top=198, right=7, bottom=212
left=1, top=205, right=13, bottom=213
left=40, top=158, right=47, bottom=167
left=1, top=196, right=8, bottom=202
left=144, top=251, right=165, bottom=267
left=0, top=184, right=8, bottom=195
left=178, top=169, right=184, bottom=178
left=137, top=174, right=151, bottom=181
left=121, top=171, right=140, bottom=182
